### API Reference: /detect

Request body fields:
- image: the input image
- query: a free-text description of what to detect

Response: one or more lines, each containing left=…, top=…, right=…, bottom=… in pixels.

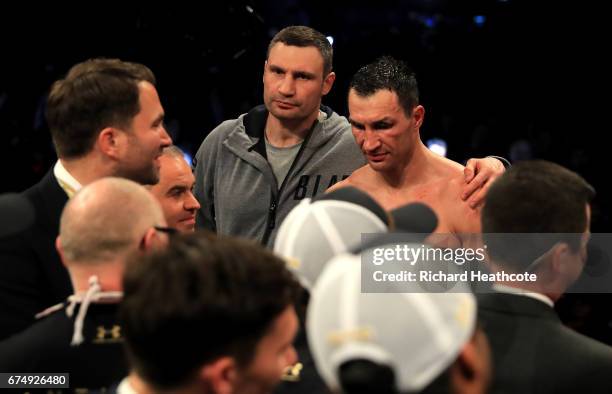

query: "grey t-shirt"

left=265, top=110, right=328, bottom=187
left=265, top=138, right=303, bottom=187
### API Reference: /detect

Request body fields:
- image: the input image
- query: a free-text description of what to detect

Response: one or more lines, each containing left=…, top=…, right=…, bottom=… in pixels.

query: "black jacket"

left=0, top=169, right=72, bottom=339
left=0, top=301, right=127, bottom=391
left=478, top=292, right=612, bottom=394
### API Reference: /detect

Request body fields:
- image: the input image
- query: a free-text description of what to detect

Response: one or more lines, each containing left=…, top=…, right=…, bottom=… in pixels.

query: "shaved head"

left=59, top=177, right=165, bottom=264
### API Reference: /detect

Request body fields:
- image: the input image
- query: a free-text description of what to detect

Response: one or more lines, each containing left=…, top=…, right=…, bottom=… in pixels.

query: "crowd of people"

left=0, top=25, right=610, bottom=394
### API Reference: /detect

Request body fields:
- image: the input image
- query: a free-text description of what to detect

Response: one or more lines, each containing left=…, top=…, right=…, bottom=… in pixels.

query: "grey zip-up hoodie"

left=193, top=104, right=365, bottom=247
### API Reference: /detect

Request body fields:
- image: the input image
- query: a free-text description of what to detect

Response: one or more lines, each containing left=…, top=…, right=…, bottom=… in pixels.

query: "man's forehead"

left=162, top=174, right=195, bottom=194
left=267, top=43, right=324, bottom=73
left=349, top=88, right=400, bottom=104
left=166, top=179, right=192, bottom=190
left=160, top=156, right=194, bottom=180
left=348, top=89, right=404, bottom=121
left=137, top=81, right=161, bottom=106
left=135, top=80, right=164, bottom=124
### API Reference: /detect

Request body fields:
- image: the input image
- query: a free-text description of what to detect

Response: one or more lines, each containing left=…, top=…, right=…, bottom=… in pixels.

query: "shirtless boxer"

left=329, top=57, right=502, bottom=246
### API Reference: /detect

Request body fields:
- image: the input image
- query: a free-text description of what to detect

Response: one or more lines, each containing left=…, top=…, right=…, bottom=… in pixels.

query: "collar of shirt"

left=53, top=160, right=83, bottom=198
left=492, top=283, right=554, bottom=308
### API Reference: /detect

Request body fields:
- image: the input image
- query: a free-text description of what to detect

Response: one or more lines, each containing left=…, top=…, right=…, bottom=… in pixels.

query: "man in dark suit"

left=0, top=58, right=172, bottom=339
left=479, top=160, right=612, bottom=394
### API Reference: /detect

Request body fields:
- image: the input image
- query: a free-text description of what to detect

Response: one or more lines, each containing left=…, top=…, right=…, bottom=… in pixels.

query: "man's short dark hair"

left=120, top=232, right=302, bottom=390
left=349, top=56, right=419, bottom=116
left=482, top=160, right=595, bottom=271
left=46, top=58, right=156, bottom=159
left=267, top=26, right=333, bottom=76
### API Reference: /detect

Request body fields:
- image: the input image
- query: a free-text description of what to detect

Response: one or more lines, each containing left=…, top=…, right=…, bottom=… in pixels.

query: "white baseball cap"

left=274, top=187, right=388, bottom=289
left=307, top=248, right=477, bottom=392
left=274, top=186, right=439, bottom=290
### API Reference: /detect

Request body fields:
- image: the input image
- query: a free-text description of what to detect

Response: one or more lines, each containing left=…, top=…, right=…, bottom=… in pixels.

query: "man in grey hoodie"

left=193, top=25, right=504, bottom=247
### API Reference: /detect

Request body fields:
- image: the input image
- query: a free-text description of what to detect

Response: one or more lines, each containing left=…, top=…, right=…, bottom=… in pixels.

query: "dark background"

left=0, top=0, right=610, bottom=343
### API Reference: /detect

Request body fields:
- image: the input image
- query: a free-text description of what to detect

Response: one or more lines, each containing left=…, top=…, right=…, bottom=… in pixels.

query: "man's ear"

left=263, top=60, right=268, bottom=84
left=322, top=71, right=336, bottom=96
left=97, top=127, right=125, bottom=160
left=56, top=236, right=67, bottom=268
left=411, top=105, right=425, bottom=129
left=550, top=243, right=571, bottom=274
left=454, top=341, right=478, bottom=382
left=199, top=356, right=237, bottom=394
left=451, top=330, right=490, bottom=394
left=140, top=227, right=167, bottom=252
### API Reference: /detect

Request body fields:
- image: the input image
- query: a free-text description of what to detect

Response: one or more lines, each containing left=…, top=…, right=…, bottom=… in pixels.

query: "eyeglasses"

left=139, top=226, right=178, bottom=250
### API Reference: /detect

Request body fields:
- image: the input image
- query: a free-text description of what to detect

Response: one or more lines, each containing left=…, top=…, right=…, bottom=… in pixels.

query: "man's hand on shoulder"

left=461, top=157, right=506, bottom=208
